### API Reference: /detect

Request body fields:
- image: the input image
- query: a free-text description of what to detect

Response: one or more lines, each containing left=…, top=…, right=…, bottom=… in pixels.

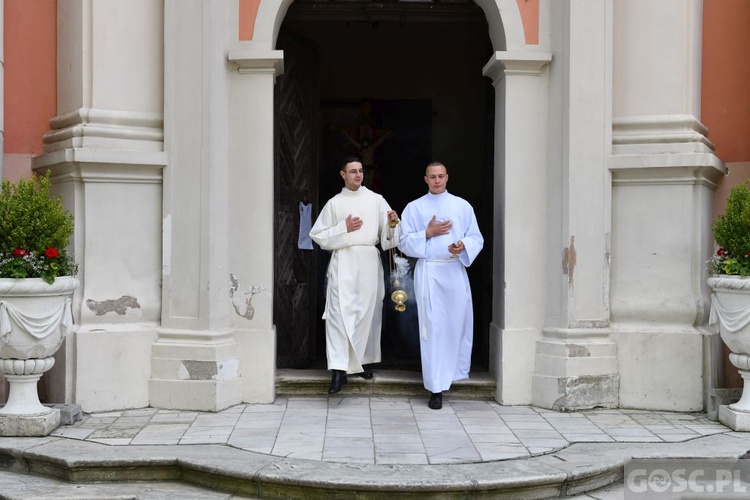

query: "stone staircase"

left=276, top=368, right=496, bottom=399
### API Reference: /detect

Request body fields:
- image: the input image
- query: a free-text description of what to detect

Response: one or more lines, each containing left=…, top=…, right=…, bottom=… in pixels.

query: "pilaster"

left=531, top=0, right=620, bottom=411
left=483, top=50, right=551, bottom=405
left=152, top=0, right=242, bottom=411
left=32, top=0, right=166, bottom=412
left=225, top=49, right=285, bottom=403
left=609, top=0, right=724, bottom=411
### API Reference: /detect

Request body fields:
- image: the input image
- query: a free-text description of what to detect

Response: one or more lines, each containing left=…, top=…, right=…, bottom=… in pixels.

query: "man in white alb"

left=398, top=162, right=483, bottom=409
left=310, top=157, right=399, bottom=394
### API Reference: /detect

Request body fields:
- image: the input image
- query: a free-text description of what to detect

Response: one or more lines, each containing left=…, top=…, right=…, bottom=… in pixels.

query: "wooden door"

left=274, top=32, right=319, bottom=368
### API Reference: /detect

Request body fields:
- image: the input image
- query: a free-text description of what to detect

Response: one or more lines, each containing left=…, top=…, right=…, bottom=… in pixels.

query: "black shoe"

left=428, top=392, right=443, bottom=410
left=328, top=370, right=347, bottom=394
left=356, top=369, right=373, bottom=380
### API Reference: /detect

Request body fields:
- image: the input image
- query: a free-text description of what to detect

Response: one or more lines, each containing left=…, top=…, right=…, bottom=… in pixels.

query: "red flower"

left=44, top=247, right=59, bottom=258
left=717, top=248, right=727, bottom=256
left=12, top=248, right=28, bottom=258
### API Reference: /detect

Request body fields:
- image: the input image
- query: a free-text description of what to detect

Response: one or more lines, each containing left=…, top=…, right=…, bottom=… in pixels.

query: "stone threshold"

left=276, top=368, right=496, bottom=399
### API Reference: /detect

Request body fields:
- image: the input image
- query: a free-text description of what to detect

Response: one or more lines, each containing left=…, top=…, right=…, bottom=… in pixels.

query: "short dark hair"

left=425, top=161, right=448, bottom=175
left=341, top=156, right=362, bottom=172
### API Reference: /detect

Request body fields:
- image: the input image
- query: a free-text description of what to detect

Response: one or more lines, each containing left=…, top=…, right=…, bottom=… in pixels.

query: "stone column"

left=32, top=0, right=166, bottom=412
left=150, top=0, right=244, bottom=411
left=530, top=0, right=620, bottom=411
left=609, top=0, right=724, bottom=411
left=225, top=49, right=284, bottom=403
left=483, top=50, right=551, bottom=405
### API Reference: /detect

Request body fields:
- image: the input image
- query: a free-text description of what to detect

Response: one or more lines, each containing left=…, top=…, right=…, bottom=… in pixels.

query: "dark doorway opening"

left=274, top=0, right=494, bottom=375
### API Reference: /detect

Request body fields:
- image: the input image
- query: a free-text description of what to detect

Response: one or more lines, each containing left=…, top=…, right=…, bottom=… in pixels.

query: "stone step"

left=276, top=369, right=496, bottom=399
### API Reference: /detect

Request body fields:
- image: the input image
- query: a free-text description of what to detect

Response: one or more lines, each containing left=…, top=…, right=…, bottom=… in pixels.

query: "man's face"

left=340, top=161, right=364, bottom=191
left=425, top=165, right=449, bottom=194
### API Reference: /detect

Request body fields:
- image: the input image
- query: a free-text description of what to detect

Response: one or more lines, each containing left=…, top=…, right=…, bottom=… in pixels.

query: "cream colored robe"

left=310, top=186, right=398, bottom=374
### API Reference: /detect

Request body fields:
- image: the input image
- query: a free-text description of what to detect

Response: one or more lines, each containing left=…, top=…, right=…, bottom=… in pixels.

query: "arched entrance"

left=230, top=0, right=553, bottom=405
left=272, top=0, right=495, bottom=374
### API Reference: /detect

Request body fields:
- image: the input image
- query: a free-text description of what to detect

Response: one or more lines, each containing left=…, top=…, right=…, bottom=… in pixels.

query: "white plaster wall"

left=56, top=0, right=88, bottom=114
left=613, top=0, right=702, bottom=118
left=91, top=0, right=163, bottom=112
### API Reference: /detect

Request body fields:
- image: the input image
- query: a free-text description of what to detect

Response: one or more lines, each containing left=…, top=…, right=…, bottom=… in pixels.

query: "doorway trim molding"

left=228, top=0, right=552, bottom=405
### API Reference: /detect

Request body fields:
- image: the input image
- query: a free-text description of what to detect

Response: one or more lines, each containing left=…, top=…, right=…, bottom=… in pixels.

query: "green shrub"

left=0, top=171, right=77, bottom=283
left=712, top=181, right=750, bottom=276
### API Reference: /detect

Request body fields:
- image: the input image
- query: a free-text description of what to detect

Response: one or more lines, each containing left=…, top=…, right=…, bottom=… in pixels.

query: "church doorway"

left=273, top=0, right=495, bottom=375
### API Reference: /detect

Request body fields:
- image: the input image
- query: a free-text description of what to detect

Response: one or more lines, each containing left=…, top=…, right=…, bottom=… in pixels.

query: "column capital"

left=228, top=49, right=284, bottom=77
left=482, top=51, right=552, bottom=84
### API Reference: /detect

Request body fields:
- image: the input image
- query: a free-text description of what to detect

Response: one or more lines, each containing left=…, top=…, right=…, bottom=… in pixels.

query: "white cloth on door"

left=298, top=202, right=313, bottom=250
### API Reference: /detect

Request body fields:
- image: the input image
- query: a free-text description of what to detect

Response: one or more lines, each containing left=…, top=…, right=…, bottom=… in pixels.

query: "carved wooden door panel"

left=274, top=32, right=319, bottom=368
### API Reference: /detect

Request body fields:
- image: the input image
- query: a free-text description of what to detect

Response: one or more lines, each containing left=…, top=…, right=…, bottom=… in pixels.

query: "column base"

left=532, top=328, right=620, bottom=411
left=149, top=329, right=244, bottom=411
left=0, top=408, right=60, bottom=436
left=719, top=405, right=750, bottom=432
left=150, top=378, right=243, bottom=412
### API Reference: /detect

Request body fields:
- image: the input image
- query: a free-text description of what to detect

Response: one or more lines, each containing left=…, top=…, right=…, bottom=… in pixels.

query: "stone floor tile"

left=498, top=414, right=547, bottom=422
left=458, top=417, right=507, bottom=427
left=150, top=413, right=199, bottom=424
left=130, top=436, right=181, bottom=445
left=86, top=411, right=123, bottom=418
left=512, top=429, right=564, bottom=439
left=467, top=432, right=522, bottom=444
left=604, top=428, right=658, bottom=438
left=179, top=435, right=230, bottom=445
left=373, top=432, right=422, bottom=444
left=326, top=436, right=374, bottom=448
left=426, top=446, right=482, bottom=464
left=516, top=438, right=568, bottom=448
left=560, top=433, right=614, bottom=442
left=122, top=408, right=159, bottom=417
left=326, top=418, right=373, bottom=430
left=51, top=427, right=95, bottom=439
left=493, top=406, right=539, bottom=414
left=134, top=423, right=189, bottom=438
left=229, top=427, right=280, bottom=438
left=325, top=427, right=373, bottom=438
left=88, top=438, right=133, bottom=445
left=372, top=424, right=419, bottom=434
left=504, top=421, right=555, bottom=430
left=89, top=427, right=142, bottom=439
left=233, top=417, right=283, bottom=429
left=461, top=424, right=513, bottom=435
left=370, top=400, right=413, bottom=410
left=181, top=425, right=235, bottom=436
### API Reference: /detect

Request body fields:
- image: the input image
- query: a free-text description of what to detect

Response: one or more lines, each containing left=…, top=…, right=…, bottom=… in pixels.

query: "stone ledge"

left=0, top=433, right=747, bottom=499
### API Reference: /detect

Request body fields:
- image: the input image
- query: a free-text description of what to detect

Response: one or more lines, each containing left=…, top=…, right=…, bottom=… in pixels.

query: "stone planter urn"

left=0, top=276, right=78, bottom=435
left=708, top=275, right=750, bottom=430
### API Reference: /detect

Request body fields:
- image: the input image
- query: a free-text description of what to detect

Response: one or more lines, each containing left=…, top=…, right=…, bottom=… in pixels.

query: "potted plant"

left=708, top=180, right=750, bottom=420
left=0, top=170, right=78, bottom=425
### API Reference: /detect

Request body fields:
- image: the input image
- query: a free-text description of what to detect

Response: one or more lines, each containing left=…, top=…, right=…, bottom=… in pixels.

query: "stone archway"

left=228, top=0, right=552, bottom=405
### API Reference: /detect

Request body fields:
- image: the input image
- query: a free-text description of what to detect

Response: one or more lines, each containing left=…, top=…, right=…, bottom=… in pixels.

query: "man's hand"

left=426, top=215, right=452, bottom=238
left=448, top=240, right=465, bottom=255
left=346, top=214, right=363, bottom=233
left=387, top=210, right=399, bottom=223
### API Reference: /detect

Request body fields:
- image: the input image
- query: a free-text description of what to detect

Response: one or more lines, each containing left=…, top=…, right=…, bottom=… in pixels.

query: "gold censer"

left=390, top=279, right=408, bottom=312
